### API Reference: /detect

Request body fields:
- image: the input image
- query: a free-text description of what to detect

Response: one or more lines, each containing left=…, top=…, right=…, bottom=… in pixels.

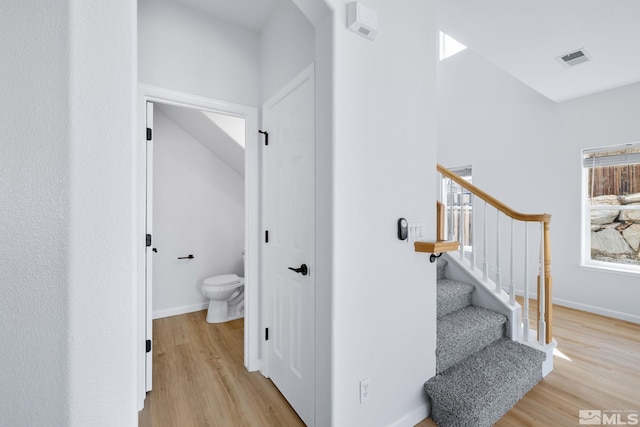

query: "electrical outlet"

left=360, top=378, right=371, bottom=403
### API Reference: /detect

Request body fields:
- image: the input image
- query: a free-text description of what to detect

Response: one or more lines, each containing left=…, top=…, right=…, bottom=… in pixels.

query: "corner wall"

left=0, top=2, right=71, bottom=424
left=260, top=0, right=315, bottom=103
left=329, top=1, right=438, bottom=425
left=438, top=48, right=640, bottom=322
left=138, top=0, right=261, bottom=106
left=1, top=1, right=139, bottom=425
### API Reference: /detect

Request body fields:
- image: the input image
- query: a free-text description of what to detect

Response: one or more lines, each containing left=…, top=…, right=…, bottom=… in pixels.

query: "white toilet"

left=202, top=274, right=245, bottom=324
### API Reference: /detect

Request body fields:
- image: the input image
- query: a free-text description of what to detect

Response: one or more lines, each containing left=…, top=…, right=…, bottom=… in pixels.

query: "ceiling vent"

left=557, top=48, right=591, bottom=68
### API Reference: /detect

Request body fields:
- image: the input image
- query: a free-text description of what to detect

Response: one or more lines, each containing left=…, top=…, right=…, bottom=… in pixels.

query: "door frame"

left=137, top=84, right=261, bottom=408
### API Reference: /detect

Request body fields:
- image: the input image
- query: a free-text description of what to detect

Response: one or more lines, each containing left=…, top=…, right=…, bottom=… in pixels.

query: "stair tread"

left=425, top=339, right=545, bottom=427
left=437, top=306, right=507, bottom=374
left=437, top=279, right=475, bottom=318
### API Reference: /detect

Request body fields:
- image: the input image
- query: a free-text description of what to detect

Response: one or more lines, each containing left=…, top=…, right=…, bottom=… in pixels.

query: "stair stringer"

left=441, top=253, right=521, bottom=340
left=442, top=253, right=556, bottom=377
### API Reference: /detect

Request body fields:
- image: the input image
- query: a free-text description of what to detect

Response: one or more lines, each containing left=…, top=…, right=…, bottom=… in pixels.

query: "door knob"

left=288, top=264, right=308, bottom=276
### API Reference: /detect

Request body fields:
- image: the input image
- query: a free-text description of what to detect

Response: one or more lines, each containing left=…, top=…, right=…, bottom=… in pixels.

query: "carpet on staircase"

left=425, top=259, right=545, bottom=427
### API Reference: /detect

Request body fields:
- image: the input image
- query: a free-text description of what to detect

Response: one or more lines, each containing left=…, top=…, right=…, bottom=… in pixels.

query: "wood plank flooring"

left=140, top=303, right=640, bottom=427
left=137, top=311, right=304, bottom=427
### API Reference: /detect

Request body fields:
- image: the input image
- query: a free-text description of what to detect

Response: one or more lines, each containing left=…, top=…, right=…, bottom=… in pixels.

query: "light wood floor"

left=138, top=311, right=304, bottom=427
left=140, top=303, right=640, bottom=427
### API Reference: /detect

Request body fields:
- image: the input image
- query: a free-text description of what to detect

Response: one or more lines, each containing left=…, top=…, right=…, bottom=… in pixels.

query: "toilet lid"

left=204, top=274, right=241, bottom=287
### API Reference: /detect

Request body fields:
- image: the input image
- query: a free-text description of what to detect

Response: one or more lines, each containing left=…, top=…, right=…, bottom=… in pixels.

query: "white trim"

left=581, top=143, right=640, bottom=273
left=137, top=84, right=261, bottom=408
left=152, top=302, right=210, bottom=319
left=580, top=260, right=640, bottom=276
left=551, top=296, right=640, bottom=324
left=514, top=289, right=640, bottom=324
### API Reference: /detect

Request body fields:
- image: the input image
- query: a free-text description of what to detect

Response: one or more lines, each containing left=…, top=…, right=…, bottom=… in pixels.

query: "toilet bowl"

left=202, top=274, right=245, bottom=324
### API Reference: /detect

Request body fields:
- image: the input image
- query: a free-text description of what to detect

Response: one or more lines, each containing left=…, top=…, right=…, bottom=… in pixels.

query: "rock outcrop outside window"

left=590, top=194, right=640, bottom=266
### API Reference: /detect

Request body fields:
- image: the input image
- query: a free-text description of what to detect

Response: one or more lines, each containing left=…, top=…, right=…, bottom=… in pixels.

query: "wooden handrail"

left=438, top=163, right=553, bottom=344
left=437, top=164, right=551, bottom=223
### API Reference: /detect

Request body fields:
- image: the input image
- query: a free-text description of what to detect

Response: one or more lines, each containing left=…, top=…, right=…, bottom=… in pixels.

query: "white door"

left=262, top=66, right=315, bottom=425
left=145, top=101, right=154, bottom=392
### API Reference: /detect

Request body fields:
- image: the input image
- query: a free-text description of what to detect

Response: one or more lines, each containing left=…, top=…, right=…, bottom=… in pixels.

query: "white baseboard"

left=388, top=402, right=430, bottom=427
left=513, top=289, right=640, bottom=324
left=153, top=302, right=209, bottom=319
left=551, top=297, right=640, bottom=324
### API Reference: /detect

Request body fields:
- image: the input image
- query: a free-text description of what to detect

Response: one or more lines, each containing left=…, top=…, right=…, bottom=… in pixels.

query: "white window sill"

left=580, top=260, right=640, bottom=277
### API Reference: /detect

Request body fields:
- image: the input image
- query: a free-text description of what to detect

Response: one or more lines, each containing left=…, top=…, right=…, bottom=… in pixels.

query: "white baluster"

left=509, top=218, right=515, bottom=305
left=523, top=223, right=530, bottom=342
left=539, top=223, right=547, bottom=346
left=495, top=213, right=501, bottom=292
left=448, top=180, right=454, bottom=241
left=470, top=194, right=476, bottom=270
left=459, top=184, right=464, bottom=261
left=482, top=201, right=488, bottom=281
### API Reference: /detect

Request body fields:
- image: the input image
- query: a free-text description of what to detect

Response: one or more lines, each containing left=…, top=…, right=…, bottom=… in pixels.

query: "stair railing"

left=438, top=164, right=553, bottom=345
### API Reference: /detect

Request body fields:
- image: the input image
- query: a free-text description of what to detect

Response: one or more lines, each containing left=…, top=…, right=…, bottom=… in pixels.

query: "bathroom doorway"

left=150, top=103, right=246, bottom=320
left=139, top=86, right=260, bottom=393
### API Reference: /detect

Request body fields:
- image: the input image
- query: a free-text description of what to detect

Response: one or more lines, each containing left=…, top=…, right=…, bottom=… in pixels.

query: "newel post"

left=538, top=220, right=553, bottom=344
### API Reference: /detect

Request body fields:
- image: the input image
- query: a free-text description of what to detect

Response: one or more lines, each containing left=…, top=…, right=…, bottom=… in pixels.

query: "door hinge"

left=265, top=328, right=269, bottom=341
left=259, top=130, right=269, bottom=146
left=146, top=339, right=152, bottom=353
left=146, top=128, right=152, bottom=141
left=265, top=230, right=269, bottom=243
left=146, top=234, right=152, bottom=247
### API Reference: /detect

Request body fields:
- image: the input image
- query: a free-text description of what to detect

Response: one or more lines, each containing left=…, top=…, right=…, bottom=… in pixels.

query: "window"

left=439, top=31, right=467, bottom=61
left=442, top=166, right=472, bottom=249
left=583, top=143, right=640, bottom=272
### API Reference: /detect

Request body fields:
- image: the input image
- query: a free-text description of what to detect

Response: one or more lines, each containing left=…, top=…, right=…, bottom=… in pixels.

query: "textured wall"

left=327, top=0, right=438, bottom=425
left=138, top=0, right=261, bottom=107
left=0, top=1, right=71, bottom=425
left=1, top=0, right=138, bottom=426
left=260, top=0, right=315, bottom=103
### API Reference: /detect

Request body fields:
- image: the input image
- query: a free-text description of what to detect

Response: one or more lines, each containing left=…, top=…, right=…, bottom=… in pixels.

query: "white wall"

left=327, top=1, right=438, bottom=425
left=152, top=110, right=245, bottom=318
left=260, top=0, right=315, bottom=102
left=1, top=1, right=138, bottom=426
left=138, top=0, right=261, bottom=107
left=438, top=48, right=640, bottom=322
left=0, top=2, right=70, bottom=424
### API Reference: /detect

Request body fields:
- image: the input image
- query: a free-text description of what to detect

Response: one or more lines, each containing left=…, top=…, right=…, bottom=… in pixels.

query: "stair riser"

left=425, top=339, right=546, bottom=427
left=437, top=324, right=504, bottom=374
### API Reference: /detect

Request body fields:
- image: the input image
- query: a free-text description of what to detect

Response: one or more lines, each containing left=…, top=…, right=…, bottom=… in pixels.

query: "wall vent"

left=557, top=48, right=590, bottom=67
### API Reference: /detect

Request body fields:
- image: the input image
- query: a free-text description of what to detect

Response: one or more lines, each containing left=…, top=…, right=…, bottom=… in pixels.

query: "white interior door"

left=262, top=65, right=315, bottom=425
left=145, top=101, right=154, bottom=392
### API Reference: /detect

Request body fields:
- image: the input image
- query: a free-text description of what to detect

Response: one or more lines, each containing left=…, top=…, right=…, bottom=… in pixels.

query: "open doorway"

left=137, top=86, right=260, bottom=397
left=150, top=103, right=246, bottom=321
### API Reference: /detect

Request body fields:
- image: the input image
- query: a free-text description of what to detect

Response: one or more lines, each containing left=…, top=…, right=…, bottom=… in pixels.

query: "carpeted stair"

left=425, top=259, right=545, bottom=427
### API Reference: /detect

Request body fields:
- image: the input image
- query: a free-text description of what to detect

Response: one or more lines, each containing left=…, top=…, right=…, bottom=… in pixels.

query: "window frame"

left=581, top=143, right=640, bottom=274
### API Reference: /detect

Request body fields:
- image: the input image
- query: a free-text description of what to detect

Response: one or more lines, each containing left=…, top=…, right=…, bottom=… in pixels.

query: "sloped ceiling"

left=173, top=0, right=283, bottom=30
left=439, top=0, right=640, bottom=102
left=157, top=104, right=245, bottom=177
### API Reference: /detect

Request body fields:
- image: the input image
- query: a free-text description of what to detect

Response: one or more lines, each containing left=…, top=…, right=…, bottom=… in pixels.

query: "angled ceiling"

left=439, top=0, right=640, bottom=102
left=173, top=0, right=283, bottom=30
left=156, top=104, right=245, bottom=177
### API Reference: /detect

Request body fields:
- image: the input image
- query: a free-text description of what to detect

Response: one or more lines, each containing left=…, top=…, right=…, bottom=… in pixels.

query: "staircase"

left=424, top=259, right=546, bottom=427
